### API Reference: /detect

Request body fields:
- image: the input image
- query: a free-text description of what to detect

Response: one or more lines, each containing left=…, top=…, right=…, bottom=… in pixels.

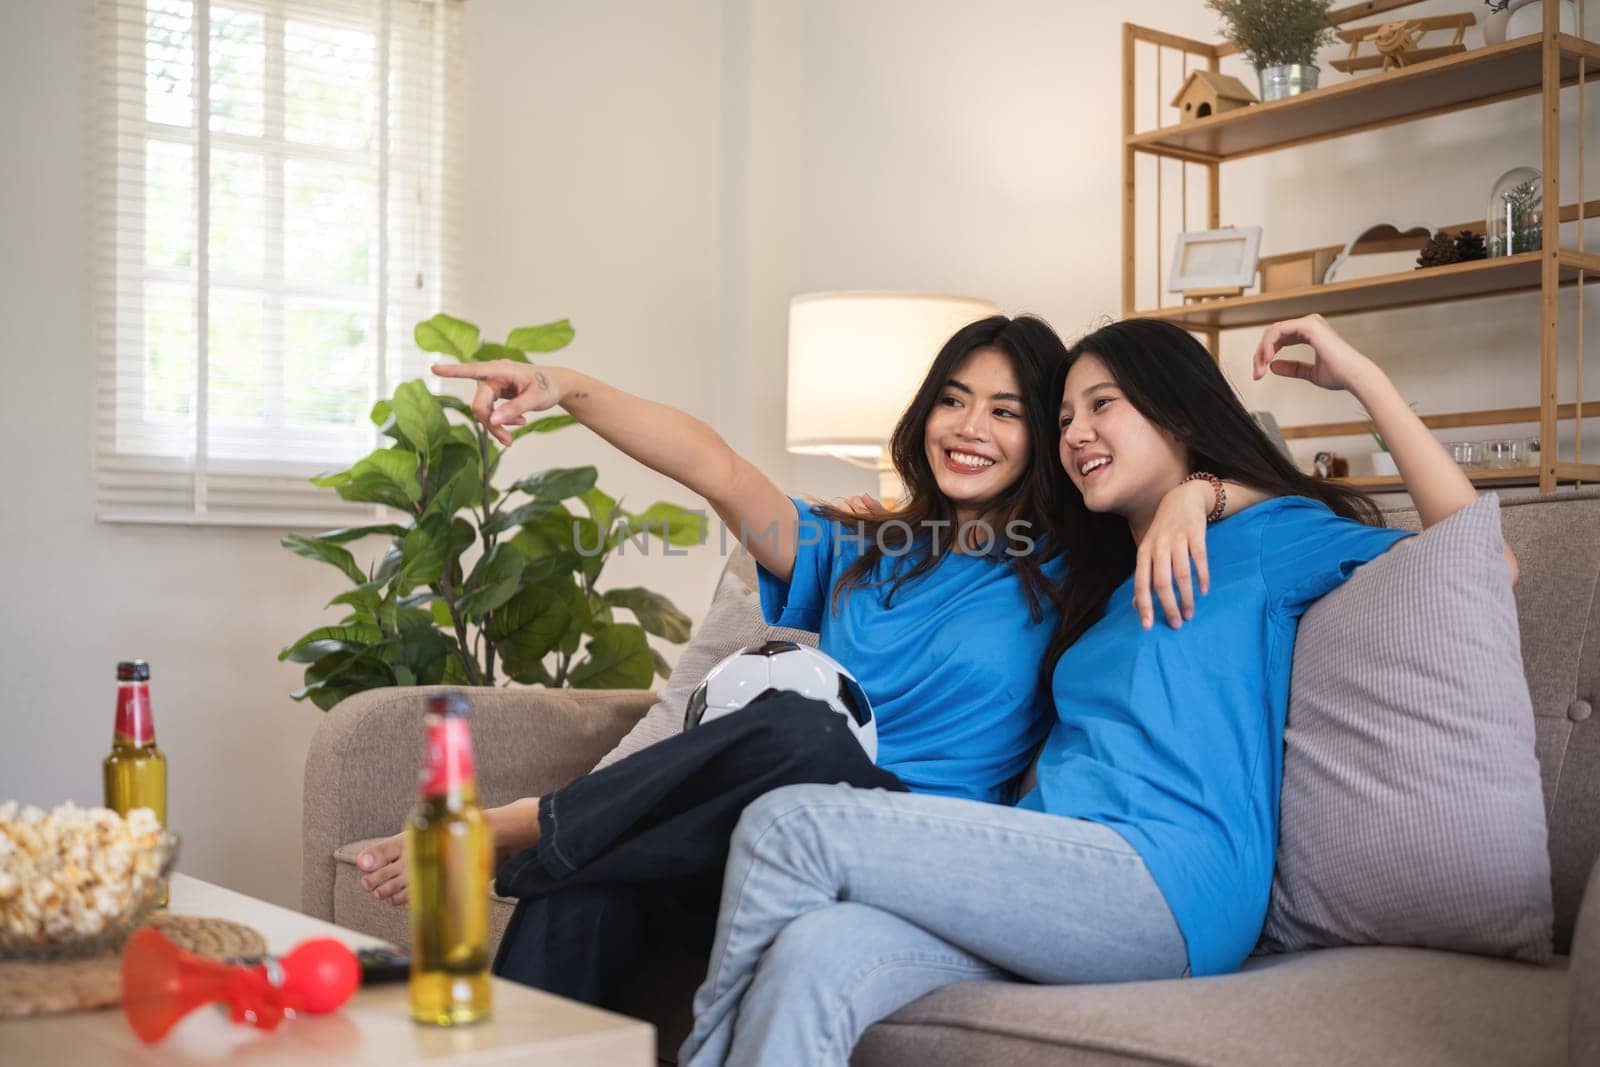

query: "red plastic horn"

left=121, top=928, right=360, bottom=1043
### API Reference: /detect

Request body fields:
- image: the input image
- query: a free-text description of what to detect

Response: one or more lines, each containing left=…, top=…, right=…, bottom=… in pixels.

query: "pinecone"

left=1453, top=229, right=1487, bottom=261
left=1416, top=231, right=1461, bottom=269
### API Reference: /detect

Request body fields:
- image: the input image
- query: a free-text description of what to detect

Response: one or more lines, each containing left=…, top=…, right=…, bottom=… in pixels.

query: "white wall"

left=4, top=0, right=1592, bottom=911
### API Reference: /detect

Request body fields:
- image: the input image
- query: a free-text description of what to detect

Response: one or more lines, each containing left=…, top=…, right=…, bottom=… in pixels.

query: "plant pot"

left=1371, top=450, right=1398, bottom=476
left=1483, top=0, right=1578, bottom=46
left=1259, top=64, right=1319, bottom=102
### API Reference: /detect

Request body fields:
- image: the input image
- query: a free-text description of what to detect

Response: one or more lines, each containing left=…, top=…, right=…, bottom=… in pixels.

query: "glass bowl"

left=1446, top=440, right=1486, bottom=470
left=0, top=831, right=180, bottom=961
left=1485, top=438, right=1525, bottom=469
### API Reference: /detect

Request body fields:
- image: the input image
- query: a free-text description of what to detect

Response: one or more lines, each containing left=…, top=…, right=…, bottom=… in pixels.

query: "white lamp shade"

left=786, top=292, right=1001, bottom=457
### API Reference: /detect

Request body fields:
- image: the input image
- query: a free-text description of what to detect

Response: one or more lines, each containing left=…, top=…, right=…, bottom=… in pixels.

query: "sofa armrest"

left=301, top=684, right=655, bottom=919
left=1571, top=853, right=1600, bottom=1067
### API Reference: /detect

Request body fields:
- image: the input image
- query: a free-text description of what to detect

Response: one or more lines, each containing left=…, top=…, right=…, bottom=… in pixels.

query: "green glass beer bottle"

left=103, top=660, right=167, bottom=825
left=406, top=692, right=492, bottom=1026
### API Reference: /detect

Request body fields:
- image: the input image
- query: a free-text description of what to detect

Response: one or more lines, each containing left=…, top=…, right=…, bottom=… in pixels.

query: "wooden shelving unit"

left=1124, top=1, right=1600, bottom=492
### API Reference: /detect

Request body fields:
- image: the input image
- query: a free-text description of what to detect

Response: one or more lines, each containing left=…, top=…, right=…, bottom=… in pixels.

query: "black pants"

left=489, top=692, right=907, bottom=1008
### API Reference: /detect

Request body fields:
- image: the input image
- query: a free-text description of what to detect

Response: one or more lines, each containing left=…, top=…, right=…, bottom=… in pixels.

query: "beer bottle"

left=103, top=660, right=167, bottom=825
left=406, top=692, right=492, bottom=1026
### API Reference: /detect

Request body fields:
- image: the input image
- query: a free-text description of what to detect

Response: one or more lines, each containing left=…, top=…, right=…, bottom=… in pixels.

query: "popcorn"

left=0, top=801, right=167, bottom=945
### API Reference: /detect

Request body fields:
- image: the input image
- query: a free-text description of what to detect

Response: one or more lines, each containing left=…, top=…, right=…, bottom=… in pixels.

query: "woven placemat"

left=0, top=911, right=267, bottom=1018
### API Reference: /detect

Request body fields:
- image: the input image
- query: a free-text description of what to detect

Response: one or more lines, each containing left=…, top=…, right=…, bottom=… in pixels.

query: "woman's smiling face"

left=1059, top=353, right=1189, bottom=527
left=923, top=345, right=1030, bottom=524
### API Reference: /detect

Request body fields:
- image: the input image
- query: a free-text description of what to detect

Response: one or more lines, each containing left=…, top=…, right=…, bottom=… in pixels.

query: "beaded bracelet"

left=1185, top=471, right=1226, bottom=523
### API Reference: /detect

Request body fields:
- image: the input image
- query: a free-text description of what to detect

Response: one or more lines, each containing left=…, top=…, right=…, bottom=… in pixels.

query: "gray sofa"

left=304, top=489, right=1600, bottom=1066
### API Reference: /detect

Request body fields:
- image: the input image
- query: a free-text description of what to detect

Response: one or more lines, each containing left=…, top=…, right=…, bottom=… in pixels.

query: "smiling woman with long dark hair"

left=678, top=313, right=1511, bottom=1067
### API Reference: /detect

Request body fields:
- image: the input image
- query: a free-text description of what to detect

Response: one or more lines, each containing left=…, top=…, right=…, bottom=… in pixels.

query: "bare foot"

left=357, top=833, right=409, bottom=906
left=356, top=798, right=541, bottom=908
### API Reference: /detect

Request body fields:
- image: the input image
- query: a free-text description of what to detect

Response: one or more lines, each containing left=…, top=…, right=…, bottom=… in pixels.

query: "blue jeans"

left=679, top=783, right=1190, bottom=1066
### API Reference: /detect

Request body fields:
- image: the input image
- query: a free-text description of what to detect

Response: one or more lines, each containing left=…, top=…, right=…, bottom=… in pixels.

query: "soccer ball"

left=684, top=641, right=878, bottom=762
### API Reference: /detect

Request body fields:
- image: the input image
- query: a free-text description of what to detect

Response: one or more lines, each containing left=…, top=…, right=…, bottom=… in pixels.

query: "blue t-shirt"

left=1017, top=496, right=1409, bottom=976
left=757, top=497, right=1060, bottom=804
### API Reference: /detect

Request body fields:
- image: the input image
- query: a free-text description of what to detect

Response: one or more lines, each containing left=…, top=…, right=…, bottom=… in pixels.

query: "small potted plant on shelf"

left=1206, top=0, right=1339, bottom=102
left=1370, top=427, right=1398, bottom=476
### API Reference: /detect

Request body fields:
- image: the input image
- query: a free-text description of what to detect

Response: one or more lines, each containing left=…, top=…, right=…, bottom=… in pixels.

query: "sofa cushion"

left=1258, top=494, right=1553, bottom=962
left=851, top=947, right=1568, bottom=1067
left=592, top=549, right=817, bottom=771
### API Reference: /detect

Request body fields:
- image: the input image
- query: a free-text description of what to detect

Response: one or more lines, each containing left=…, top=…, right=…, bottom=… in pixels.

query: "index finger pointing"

left=431, top=362, right=483, bottom=379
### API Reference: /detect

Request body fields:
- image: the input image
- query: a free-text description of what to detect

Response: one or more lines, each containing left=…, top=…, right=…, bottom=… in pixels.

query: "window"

left=95, top=0, right=458, bottom=524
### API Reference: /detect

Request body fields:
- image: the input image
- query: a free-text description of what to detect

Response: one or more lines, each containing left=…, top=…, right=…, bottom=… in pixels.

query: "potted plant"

left=279, top=313, right=704, bottom=709
left=1206, top=0, right=1339, bottom=102
left=1370, top=427, right=1398, bottom=476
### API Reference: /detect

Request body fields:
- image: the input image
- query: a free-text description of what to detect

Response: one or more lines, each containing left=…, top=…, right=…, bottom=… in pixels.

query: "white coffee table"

left=0, top=873, right=654, bottom=1066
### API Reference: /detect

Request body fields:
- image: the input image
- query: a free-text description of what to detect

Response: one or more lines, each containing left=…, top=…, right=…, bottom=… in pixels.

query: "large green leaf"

left=579, top=487, right=617, bottom=532
left=392, top=380, right=450, bottom=466
left=482, top=499, right=557, bottom=536
left=421, top=443, right=483, bottom=522
left=281, top=534, right=366, bottom=585
left=509, top=504, right=577, bottom=556
left=397, top=518, right=452, bottom=591
left=512, top=466, right=598, bottom=502
left=622, top=501, right=707, bottom=547
left=568, top=624, right=654, bottom=689
left=279, top=624, right=385, bottom=663
left=456, top=544, right=525, bottom=618
left=328, top=587, right=382, bottom=624
left=488, top=584, right=573, bottom=676
left=603, top=587, right=692, bottom=643
left=309, top=466, right=353, bottom=489
left=469, top=342, right=528, bottom=365
left=506, top=320, right=574, bottom=353
left=414, top=314, right=480, bottom=361
left=336, top=449, right=422, bottom=510
left=313, top=522, right=411, bottom=544
left=437, top=394, right=477, bottom=420
left=511, top=414, right=576, bottom=439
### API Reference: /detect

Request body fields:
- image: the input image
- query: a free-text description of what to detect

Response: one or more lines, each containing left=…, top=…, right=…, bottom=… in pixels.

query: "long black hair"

left=812, top=314, right=1070, bottom=623
left=1046, top=318, right=1383, bottom=668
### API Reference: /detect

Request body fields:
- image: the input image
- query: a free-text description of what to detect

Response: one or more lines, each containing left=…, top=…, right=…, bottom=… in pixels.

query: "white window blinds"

left=94, top=0, right=459, bottom=525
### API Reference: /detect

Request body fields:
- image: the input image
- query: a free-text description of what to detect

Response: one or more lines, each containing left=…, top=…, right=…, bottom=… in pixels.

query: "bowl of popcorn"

left=0, top=801, right=179, bottom=960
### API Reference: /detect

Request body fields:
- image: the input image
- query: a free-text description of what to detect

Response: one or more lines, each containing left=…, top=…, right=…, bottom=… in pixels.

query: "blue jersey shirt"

left=757, top=497, right=1060, bottom=804
left=1017, top=496, right=1409, bottom=976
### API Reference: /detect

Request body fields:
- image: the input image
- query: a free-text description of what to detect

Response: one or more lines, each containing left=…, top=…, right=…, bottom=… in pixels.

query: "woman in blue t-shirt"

left=678, top=313, right=1514, bottom=1066
left=354, top=314, right=1246, bottom=1007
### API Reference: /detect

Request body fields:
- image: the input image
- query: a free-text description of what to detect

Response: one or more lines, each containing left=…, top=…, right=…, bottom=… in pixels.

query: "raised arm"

left=433, top=360, right=801, bottom=581
left=1252, top=315, right=1518, bottom=582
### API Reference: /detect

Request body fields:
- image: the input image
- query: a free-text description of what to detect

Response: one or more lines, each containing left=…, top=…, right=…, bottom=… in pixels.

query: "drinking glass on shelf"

left=1447, top=441, right=1485, bottom=470
left=1485, top=438, right=1524, bottom=469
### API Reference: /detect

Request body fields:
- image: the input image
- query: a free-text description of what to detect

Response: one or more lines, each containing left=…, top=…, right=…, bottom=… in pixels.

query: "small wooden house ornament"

left=1170, top=71, right=1258, bottom=124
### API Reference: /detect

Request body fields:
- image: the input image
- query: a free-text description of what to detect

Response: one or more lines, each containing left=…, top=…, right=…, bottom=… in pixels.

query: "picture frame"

left=1168, top=226, right=1262, bottom=294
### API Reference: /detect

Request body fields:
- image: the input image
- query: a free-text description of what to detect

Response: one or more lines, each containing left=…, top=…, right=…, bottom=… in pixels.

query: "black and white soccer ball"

left=684, top=641, right=878, bottom=762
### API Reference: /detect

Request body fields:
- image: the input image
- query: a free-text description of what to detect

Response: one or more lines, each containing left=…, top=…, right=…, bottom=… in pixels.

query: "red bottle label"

left=114, top=683, right=155, bottom=746
left=420, top=717, right=476, bottom=797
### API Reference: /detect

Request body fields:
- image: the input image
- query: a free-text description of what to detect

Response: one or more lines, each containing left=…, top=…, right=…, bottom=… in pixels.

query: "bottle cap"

left=426, top=692, right=471, bottom=718
left=117, top=661, right=151, bottom=682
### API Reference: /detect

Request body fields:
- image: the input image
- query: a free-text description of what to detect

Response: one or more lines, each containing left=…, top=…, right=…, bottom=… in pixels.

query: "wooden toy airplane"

left=1329, top=14, right=1477, bottom=74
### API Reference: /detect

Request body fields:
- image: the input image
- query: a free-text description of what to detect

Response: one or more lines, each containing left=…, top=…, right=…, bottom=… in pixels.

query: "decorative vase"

left=1482, top=0, right=1578, bottom=46
left=1371, top=451, right=1398, bottom=477
left=1259, top=64, right=1320, bottom=102
left=1487, top=166, right=1543, bottom=256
